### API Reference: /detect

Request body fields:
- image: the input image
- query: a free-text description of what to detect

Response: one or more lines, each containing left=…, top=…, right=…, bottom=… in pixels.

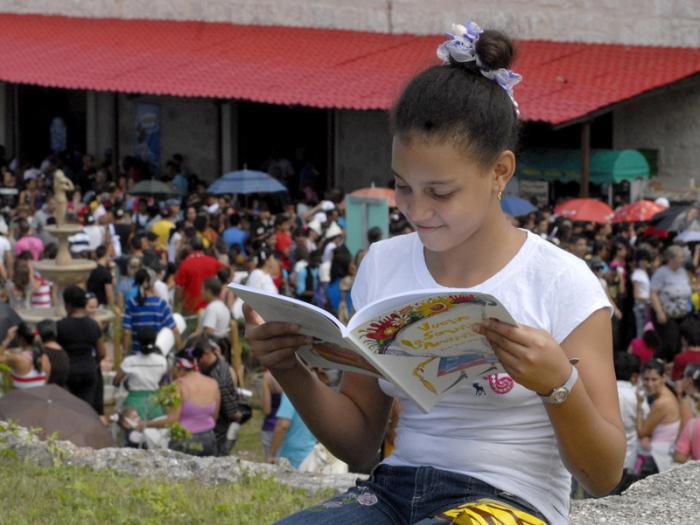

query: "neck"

left=424, top=210, right=525, bottom=288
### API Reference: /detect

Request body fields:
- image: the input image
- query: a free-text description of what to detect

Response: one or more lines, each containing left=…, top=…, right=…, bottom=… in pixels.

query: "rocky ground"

left=1, top=422, right=698, bottom=524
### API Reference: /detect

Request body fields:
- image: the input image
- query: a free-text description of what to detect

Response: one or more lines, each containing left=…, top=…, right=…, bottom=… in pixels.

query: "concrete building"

left=0, top=1, right=698, bottom=194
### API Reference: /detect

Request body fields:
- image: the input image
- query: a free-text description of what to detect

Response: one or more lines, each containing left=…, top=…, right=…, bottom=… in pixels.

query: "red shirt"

left=276, top=231, right=293, bottom=255
left=672, top=349, right=700, bottom=381
left=175, top=252, right=225, bottom=313
left=630, top=338, right=655, bottom=365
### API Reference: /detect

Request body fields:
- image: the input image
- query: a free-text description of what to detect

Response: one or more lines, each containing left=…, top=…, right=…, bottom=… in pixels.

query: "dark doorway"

left=237, top=103, right=330, bottom=199
left=18, top=86, right=86, bottom=164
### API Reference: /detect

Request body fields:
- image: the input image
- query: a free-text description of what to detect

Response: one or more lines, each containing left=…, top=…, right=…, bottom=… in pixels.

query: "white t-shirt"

left=617, top=380, right=649, bottom=471
left=0, top=236, right=11, bottom=261
left=83, top=225, right=104, bottom=251
left=154, top=279, right=170, bottom=306
left=631, top=268, right=650, bottom=301
left=168, top=231, right=182, bottom=264
left=351, top=231, right=611, bottom=525
left=322, top=241, right=337, bottom=264
left=120, top=353, right=168, bottom=391
left=201, top=299, right=231, bottom=338
left=246, top=269, right=278, bottom=294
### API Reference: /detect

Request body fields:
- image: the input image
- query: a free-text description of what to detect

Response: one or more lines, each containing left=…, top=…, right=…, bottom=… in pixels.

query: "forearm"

left=650, top=291, right=664, bottom=317
left=106, top=285, right=115, bottom=307
left=272, top=363, right=391, bottom=466
left=268, top=424, right=288, bottom=460
left=123, top=330, right=131, bottom=353
left=547, top=381, right=625, bottom=497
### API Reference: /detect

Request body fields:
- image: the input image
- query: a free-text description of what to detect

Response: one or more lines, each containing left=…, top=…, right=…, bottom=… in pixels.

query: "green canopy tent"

left=516, top=149, right=650, bottom=184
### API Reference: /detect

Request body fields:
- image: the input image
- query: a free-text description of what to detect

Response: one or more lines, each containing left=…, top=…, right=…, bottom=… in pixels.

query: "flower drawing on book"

left=359, top=294, right=493, bottom=354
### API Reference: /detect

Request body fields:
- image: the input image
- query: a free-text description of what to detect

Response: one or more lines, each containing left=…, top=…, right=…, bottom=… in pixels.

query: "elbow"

left=585, top=470, right=624, bottom=498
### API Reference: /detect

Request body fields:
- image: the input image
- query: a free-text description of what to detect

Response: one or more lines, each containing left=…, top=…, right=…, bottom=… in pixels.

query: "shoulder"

left=365, top=233, right=417, bottom=261
left=526, top=232, right=589, bottom=272
left=654, top=394, right=677, bottom=413
left=651, top=266, right=670, bottom=281
left=523, top=233, right=601, bottom=293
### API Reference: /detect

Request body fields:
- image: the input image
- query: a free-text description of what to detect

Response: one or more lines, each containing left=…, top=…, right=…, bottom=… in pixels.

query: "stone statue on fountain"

left=52, top=170, right=74, bottom=228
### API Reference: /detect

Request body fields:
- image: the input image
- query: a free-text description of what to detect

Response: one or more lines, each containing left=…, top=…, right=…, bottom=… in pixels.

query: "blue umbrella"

left=501, top=197, right=537, bottom=217
left=208, top=169, right=287, bottom=195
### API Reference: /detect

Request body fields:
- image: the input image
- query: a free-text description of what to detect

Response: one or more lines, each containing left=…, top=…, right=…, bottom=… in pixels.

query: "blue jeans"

left=633, top=301, right=650, bottom=338
left=275, top=464, right=549, bottom=525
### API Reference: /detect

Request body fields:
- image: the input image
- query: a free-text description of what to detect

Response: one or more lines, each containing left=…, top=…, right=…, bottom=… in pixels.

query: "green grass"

left=0, top=456, right=330, bottom=525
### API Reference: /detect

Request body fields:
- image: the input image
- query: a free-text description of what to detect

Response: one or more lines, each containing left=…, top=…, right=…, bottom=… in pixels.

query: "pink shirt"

left=15, top=235, right=44, bottom=260
left=631, top=338, right=655, bottom=365
left=676, top=417, right=700, bottom=460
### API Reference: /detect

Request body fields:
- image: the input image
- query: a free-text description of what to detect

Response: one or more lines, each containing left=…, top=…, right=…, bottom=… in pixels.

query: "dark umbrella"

left=0, top=385, right=114, bottom=449
left=128, top=179, right=177, bottom=196
left=0, top=304, right=21, bottom=341
left=649, top=205, right=692, bottom=232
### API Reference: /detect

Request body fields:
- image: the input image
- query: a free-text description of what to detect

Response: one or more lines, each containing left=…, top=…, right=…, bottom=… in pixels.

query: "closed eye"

left=429, top=189, right=455, bottom=199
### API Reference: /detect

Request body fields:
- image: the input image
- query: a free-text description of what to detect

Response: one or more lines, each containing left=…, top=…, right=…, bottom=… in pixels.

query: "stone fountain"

left=16, top=170, right=113, bottom=324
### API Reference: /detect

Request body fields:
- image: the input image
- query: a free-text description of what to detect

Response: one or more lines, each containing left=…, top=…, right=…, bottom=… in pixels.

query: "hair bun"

left=475, top=29, right=515, bottom=70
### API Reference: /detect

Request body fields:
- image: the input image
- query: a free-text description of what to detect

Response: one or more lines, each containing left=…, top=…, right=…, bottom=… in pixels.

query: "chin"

left=417, top=229, right=460, bottom=253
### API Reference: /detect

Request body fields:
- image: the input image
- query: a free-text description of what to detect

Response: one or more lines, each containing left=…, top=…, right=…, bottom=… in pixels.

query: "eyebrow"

left=391, top=170, right=457, bottom=185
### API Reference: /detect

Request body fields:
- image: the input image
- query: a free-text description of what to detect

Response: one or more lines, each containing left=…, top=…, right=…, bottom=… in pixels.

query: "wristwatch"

left=538, top=365, right=579, bottom=404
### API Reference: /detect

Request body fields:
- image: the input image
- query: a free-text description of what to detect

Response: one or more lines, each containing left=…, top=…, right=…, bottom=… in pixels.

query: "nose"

left=402, top=193, right=433, bottom=224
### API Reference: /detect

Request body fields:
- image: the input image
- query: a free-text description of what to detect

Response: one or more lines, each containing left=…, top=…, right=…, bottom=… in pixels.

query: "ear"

left=490, top=150, right=516, bottom=193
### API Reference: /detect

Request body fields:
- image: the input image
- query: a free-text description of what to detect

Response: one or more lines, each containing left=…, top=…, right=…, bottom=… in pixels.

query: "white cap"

left=0, top=218, right=8, bottom=235
left=655, top=197, right=670, bottom=209
left=324, top=222, right=343, bottom=240
left=313, top=211, right=327, bottom=224
left=320, top=200, right=336, bottom=212
left=307, top=220, right=322, bottom=236
left=23, top=168, right=40, bottom=181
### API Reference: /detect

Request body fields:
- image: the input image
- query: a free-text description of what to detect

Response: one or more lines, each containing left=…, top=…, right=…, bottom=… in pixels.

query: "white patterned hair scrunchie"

left=437, top=21, right=522, bottom=117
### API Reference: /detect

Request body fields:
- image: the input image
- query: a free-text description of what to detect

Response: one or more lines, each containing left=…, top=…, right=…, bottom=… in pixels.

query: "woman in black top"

left=36, top=319, right=70, bottom=388
left=56, top=285, right=105, bottom=412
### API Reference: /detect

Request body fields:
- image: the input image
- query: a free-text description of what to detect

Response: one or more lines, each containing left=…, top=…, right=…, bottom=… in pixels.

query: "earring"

left=497, top=191, right=503, bottom=201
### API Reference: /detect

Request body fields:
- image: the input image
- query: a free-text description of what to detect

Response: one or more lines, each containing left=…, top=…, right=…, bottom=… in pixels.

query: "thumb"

left=243, top=303, right=265, bottom=326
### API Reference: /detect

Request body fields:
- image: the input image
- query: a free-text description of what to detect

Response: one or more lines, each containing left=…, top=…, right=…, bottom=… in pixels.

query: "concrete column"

left=221, top=101, right=239, bottom=172
left=0, top=82, right=6, bottom=149
left=86, top=91, right=97, bottom=156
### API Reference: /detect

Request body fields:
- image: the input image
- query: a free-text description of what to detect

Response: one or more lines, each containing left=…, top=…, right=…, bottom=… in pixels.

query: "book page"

left=229, top=284, right=346, bottom=345
left=348, top=291, right=514, bottom=412
left=297, top=342, right=381, bottom=377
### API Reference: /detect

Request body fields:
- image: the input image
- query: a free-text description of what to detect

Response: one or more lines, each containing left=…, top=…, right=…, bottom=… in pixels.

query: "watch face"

left=552, top=388, right=569, bottom=403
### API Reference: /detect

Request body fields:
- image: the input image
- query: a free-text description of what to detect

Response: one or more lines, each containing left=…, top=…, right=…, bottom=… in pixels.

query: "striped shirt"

left=31, top=272, right=52, bottom=308
left=123, top=295, right=176, bottom=354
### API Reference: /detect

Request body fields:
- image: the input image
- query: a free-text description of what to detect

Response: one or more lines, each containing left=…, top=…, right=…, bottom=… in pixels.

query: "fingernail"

left=473, top=324, right=483, bottom=334
left=290, top=324, right=300, bottom=332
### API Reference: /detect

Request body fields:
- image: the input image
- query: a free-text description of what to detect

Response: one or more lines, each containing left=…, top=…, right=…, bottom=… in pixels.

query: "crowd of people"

left=0, top=140, right=699, bottom=476
left=0, top=141, right=699, bottom=470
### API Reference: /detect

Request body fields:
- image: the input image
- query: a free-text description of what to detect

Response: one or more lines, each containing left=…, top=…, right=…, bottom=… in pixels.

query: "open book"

left=230, top=284, right=516, bottom=412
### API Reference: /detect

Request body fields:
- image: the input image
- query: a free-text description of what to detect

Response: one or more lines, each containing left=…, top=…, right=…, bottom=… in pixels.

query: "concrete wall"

left=1, top=0, right=699, bottom=47
left=335, top=109, right=392, bottom=191
left=117, top=94, right=219, bottom=180
left=613, top=77, right=700, bottom=188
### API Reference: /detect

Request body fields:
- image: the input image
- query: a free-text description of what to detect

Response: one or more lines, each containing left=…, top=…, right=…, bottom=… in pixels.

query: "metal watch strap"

left=539, top=365, right=579, bottom=404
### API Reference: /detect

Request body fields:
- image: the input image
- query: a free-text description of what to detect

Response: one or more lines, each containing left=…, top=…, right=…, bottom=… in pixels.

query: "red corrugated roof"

left=0, top=13, right=699, bottom=125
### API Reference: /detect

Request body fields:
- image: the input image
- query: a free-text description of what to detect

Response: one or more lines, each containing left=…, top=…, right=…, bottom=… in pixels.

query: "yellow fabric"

left=438, top=498, right=546, bottom=525
left=151, top=219, right=175, bottom=248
